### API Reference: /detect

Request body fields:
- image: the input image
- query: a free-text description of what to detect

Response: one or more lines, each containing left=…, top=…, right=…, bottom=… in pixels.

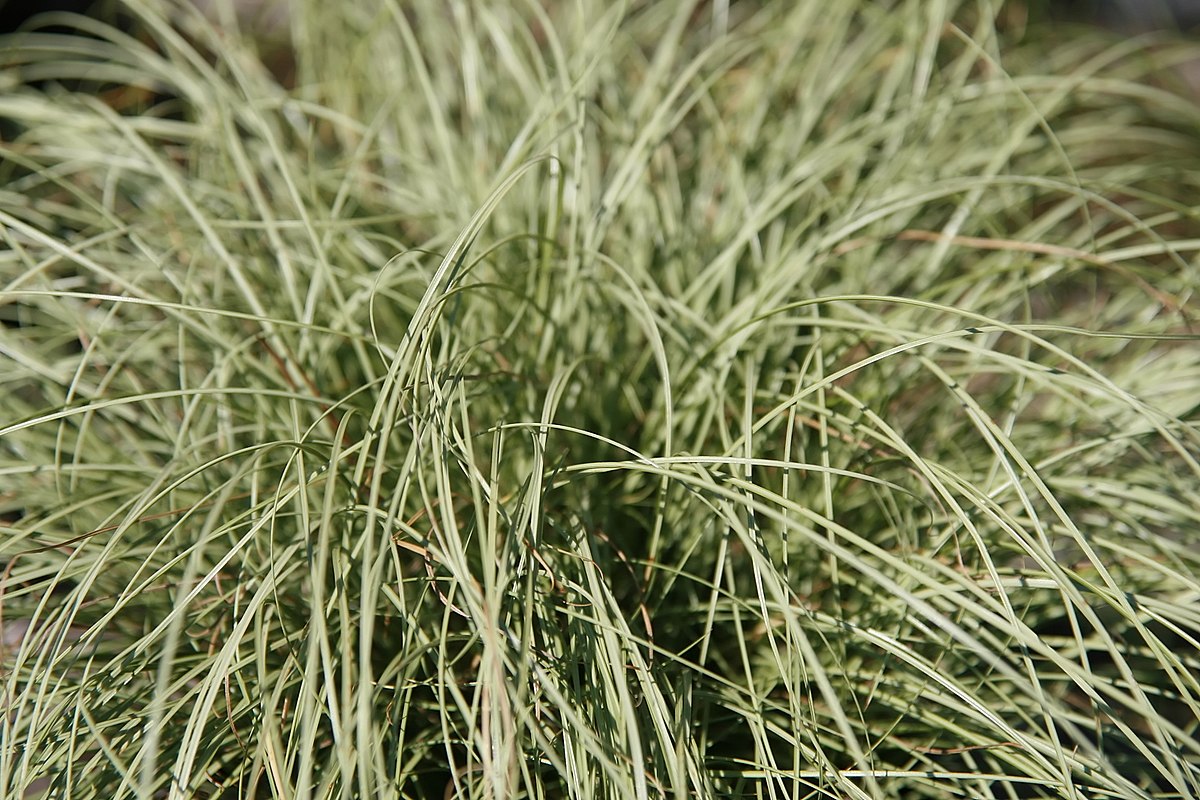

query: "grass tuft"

left=2, top=1, right=1199, bottom=798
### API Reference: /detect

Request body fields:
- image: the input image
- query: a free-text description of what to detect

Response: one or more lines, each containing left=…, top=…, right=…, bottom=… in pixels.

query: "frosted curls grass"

left=1, top=1, right=1199, bottom=798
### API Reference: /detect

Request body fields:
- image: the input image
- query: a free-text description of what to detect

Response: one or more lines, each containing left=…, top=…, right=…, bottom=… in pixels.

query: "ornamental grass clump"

left=2, top=1, right=1199, bottom=798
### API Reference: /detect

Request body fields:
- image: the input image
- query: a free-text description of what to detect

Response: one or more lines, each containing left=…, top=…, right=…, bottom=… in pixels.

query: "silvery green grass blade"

left=2, top=1, right=1199, bottom=798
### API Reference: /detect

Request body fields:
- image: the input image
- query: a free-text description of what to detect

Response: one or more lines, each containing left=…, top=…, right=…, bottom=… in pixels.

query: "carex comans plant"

left=2, top=1, right=1198, bottom=798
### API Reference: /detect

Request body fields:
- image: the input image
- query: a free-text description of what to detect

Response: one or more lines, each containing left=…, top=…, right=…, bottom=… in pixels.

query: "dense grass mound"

left=3, top=1, right=1199, bottom=797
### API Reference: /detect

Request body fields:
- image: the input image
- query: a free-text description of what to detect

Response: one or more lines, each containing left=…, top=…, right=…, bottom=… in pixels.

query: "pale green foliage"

left=2, top=1, right=1199, bottom=798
